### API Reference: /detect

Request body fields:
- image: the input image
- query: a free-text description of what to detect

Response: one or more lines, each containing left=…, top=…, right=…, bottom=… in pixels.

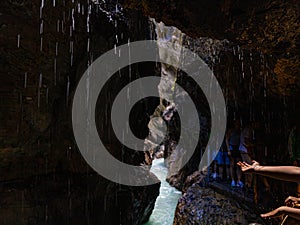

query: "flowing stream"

left=143, top=158, right=182, bottom=225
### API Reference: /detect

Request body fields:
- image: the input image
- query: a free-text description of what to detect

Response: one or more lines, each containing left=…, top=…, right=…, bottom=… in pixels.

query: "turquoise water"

left=143, top=158, right=182, bottom=225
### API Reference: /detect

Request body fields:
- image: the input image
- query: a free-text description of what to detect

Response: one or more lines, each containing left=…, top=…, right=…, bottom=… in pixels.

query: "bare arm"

left=261, top=206, right=300, bottom=221
left=254, top=165, right=300, bottom=183
left=237, top=161, right=300, bottom=183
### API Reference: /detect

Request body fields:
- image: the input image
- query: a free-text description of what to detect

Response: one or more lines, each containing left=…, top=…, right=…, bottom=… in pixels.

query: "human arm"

left=261, top=206, right=300, bottom=221
left=285, top=196, right=300, bottom=207
left=237, top=160, right=300, bottom=183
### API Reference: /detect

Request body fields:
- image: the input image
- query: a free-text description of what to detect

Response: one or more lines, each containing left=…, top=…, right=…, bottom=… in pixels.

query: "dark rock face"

left=173, top=185, right=264, bottom=225
left=121, top=0, right=299, bottom=54
left=123, top=2, right=299, bottom=225
left=121, top=0, right=300, bottom=97
left=0, top=173, right=160, bottom=225
left=0, top=1, right=160, bottom=224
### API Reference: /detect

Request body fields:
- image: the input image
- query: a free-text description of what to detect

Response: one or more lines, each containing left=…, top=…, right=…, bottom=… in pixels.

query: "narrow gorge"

left=0, top=0, right=299, bottom=224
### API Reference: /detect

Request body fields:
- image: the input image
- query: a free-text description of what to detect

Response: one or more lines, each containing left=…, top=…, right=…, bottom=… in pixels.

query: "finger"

left=261, top=214, right=268, bottom=218
left=242, top=162, right=249, bottom=167
left=284, top=196, right=291, bottom=204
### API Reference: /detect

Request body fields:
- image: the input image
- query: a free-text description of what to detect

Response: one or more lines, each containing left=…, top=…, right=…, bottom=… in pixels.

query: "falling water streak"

left=40, top=37, right=43, bottom=52
left=70, top=26, right=72, bottom=37
left=57, top=19, right=60, bottom=32
left=54, top=58, right=57, bottom=85
left=61, top=20, right=64, bottom=34
left=70, top=40, right=74, bottom=66
left=46, top=87, right=49, bottom=104
left=40, top=20, right=44, bottom=34
left=55, top=42, right=59, bottom=56
left=87, top=38, right=90, bottom=52
left=19, top=92, right=22, bottom=108
left=66, top=77, right=70, bottom=106
left=53, top=0, right=55, bottom=7
left=17, top=34, right=20, bottom=48
left=87, top=4, right=92, bottom=33
left=39, top=73, right=43, bottom=88
left=24, top=72, right=27, bottom=88
left=45, top=205, right=48, bottom=222
left=78, top=3, right=81, bottom=13
left=241, top=61, right=244, bottom=78
left=40, top=7, right=43, bottom=19
left=70, top=41, right=73, bottom=53
left=82, top=5, right=85, bottom=15
left=38, top=74, right=43, bottom=108
left=63, top=11, right=66, bottom=22
left=128, top=38, right=131, bottom=81
left=72, top=8, right=75, bottom=31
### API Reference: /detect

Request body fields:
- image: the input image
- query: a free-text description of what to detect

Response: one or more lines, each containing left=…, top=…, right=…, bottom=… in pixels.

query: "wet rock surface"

left=121, top=0, right=300, bottom=97
left=173, top=185, right=264, bottom=225
left=0, top=1, right=160, bottom=224
left=1, top=0, right=300, bottom=224
left=0, top=173, right=160, bottom=225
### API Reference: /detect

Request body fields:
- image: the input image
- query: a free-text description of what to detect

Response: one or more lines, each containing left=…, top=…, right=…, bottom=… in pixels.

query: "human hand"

left=285, top=196, right=300, bottom=207
left=237, top=160, right=260, bottom=173
left=261, top=206, right=285, bottom=219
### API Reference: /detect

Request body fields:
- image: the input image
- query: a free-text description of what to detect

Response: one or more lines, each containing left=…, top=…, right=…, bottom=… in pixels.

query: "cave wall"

left=0, top=1, right=160, bottom=224
left=121, top=0, right=300, bottom=97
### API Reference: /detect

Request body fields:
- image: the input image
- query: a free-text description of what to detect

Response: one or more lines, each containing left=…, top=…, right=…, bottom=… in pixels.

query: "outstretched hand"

left=237, top=160, right=260, bottom=173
